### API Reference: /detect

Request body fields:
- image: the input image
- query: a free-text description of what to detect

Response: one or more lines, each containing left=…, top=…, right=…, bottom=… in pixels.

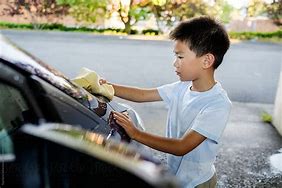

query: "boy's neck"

left=191, top=75, right=216, bottom=92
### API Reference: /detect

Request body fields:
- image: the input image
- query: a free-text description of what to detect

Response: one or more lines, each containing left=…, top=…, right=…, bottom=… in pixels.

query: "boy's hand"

left=112, top=111, right=140, bottom=140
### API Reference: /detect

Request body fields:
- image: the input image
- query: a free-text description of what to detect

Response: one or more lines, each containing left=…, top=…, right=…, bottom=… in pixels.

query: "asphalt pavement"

left=215, top=102, right=282, bottom=187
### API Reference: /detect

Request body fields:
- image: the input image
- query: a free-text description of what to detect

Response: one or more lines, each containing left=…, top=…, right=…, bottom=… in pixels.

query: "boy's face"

left=173, top=40, right=204, bottom=82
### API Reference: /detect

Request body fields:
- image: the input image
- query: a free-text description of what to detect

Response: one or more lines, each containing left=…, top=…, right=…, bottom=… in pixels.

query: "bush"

left=261, top=111, right=273, bottom=124
left=0, top=21, right=129, bottom=34
left=0, top=22, right=33, bottom=29
left=229, top=30, right=282, bottom=40
left=142, top=29, right=160, bottom=35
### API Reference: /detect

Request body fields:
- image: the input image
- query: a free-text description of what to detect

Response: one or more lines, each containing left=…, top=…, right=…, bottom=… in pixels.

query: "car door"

left=0, top=60, right=136, bottom=188
left=0, top=60, right=44, bottom=188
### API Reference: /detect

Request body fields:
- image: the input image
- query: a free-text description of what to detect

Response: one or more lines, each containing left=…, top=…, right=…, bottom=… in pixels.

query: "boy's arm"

left=113, top=111, right=206, bottom=156
left=134, top=129, right=206, bottom=156
left=110, top=83, right=162, bottom=103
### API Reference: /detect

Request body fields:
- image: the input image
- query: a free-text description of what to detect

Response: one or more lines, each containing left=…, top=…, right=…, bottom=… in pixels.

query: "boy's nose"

left=173, top=59, right=179, bottom=68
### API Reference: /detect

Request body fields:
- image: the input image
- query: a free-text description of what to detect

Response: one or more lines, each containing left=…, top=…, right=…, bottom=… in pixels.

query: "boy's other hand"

left=112, top=111, right=140, bottom=140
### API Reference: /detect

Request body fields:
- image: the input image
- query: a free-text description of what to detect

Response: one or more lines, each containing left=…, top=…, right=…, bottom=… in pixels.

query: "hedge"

left=0, top=21, right=138, bottom=34
left=0, top=21, right=281, bottom=40
left=229, top=30, right=282, bottom=40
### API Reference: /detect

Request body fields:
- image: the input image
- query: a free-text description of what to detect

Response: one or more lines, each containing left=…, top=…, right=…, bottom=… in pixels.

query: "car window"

left=0, top=83, right=29, bottom=132
left=0, top=82, right=30, bottom=160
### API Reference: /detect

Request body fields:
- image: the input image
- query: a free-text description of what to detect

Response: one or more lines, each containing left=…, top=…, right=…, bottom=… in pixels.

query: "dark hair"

left=169, top=16, right=230, bottom=69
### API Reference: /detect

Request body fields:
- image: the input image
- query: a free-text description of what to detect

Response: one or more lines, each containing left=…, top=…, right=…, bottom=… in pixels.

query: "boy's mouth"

left=175, top=71, right=181, bottom=76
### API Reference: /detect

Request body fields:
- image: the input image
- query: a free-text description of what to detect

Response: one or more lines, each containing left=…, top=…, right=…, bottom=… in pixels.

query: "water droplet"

left=14, top=75, right=19, bottom=81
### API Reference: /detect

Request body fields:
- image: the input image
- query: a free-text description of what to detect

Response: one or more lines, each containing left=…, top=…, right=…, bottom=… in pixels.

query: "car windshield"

left=0, top=35, right=103, bottom=109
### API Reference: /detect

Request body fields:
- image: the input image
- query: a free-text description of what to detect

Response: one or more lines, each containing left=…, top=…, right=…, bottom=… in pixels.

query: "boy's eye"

left=174, top=54, right=184, bottom=59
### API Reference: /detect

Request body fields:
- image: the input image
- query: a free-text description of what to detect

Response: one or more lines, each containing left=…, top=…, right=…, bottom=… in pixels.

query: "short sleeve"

left=191, top=101, right=232, bottom=144
left=157, top=81, right=180, bottom=107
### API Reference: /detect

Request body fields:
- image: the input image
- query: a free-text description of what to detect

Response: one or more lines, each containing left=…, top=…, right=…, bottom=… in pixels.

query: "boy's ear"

left=201, top=53, right=215, bottom=69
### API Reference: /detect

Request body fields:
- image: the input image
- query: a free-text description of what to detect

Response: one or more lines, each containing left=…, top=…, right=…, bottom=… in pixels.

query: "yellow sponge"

left=72, top=67, right=114, bottom=101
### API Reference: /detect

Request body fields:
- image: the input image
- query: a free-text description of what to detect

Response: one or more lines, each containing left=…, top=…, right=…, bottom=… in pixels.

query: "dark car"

left=0, top=34, right=179, bottom=188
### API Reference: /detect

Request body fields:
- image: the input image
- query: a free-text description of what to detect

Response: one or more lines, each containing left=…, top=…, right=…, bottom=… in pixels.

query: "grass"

left=261, top=111, right=273, bottom=124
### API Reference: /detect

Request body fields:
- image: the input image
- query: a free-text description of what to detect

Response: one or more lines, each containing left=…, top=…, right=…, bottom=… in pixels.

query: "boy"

left=100, top=16, right=231, bottom=188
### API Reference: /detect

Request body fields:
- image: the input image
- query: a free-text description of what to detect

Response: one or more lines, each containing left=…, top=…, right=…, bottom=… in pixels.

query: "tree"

left=247, top=0, right=282, bottom=25
left=247, top=0, right=267, bottom=17
left=57, top=0, right=152, bottom=33
left=4, top=0, right=68, bottom=29
left=150, top=0, right=210, bottom=32
left=56, top=0, right=108, bottom=24
left=172, top=0, right=209, bottom=20
left=107, top=0, right=151, bottom=34
left=266, top=0, right=282, bottom=25
left=209, top=0, right=234, bottom=23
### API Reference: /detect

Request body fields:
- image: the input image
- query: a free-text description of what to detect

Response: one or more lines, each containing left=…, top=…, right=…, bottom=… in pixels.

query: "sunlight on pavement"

left=269, top=148, right=282, bottom=174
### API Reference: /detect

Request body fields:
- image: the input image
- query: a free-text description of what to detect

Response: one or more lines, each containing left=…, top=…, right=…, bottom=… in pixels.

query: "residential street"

left=1, top=30, right=282, bottom=187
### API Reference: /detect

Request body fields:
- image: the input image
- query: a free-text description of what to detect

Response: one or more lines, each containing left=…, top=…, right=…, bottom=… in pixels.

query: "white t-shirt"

left=157, top=81, right=232, bottom=188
